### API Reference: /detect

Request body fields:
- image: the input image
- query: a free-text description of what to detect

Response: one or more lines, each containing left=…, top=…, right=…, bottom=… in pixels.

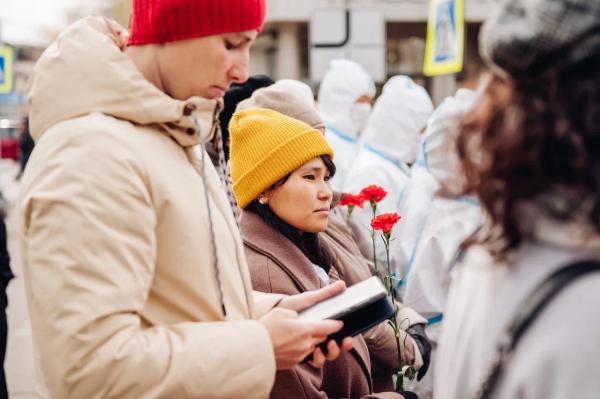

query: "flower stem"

left=370, top=229, right=380, bottom=278
left=394, top=331, right=404, bottom=392
left=383, top=233, right=404, bottom=393
left=369, top=203, right=382, bottom=280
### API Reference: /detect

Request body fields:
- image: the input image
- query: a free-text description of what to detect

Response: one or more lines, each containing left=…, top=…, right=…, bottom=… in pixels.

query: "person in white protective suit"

left=400, top=89, right=482, bottom=399
left=343, top=75, right=433, bottom=274
left=391, top=127, right=444, bottom=280
left=317, top=59, right=376, bottom=189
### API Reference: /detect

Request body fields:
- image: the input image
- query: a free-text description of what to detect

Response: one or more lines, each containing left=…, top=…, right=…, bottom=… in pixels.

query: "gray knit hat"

left=480, top=0, right=600, bottom=79
left=236, top=79, right=326, bottom=133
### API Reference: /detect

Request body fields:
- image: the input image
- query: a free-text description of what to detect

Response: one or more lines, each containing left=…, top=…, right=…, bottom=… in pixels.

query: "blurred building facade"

left=1, top=0, right=497, bottom=128
left=253, top=0, right=496, bottom=103
left=0, top=0, right=126, bottom=147
left=0, top=31, right=43, bottom=152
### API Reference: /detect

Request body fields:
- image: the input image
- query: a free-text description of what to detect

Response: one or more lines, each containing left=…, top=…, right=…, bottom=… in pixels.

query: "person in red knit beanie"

left=126, top=0, right=270, bottom=215
left=20, top=1, right=352, bottom=397
left=126, top=0, right=266, bottom=99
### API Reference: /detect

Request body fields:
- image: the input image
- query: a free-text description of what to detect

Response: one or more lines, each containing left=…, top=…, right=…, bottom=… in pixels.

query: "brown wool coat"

left=240, top=211, right=405, bottom=399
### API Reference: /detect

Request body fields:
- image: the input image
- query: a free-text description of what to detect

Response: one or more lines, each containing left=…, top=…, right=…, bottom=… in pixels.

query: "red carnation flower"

left=360, top=185, right=387, bottom=204
left=370, top=212, right=401, bottom=234
left=339, top=193, right=366, bottom=217
left=339, top=194, right=366, bottom=208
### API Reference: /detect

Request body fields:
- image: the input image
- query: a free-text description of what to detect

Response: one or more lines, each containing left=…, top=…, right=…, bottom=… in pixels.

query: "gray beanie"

left=480, top=0, right=600, bottom=79
left=236, top=79, right=326, bottom=133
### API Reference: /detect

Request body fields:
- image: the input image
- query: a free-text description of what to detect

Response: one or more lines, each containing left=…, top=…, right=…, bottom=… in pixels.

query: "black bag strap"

left=473, top=259, right=600, bottom=399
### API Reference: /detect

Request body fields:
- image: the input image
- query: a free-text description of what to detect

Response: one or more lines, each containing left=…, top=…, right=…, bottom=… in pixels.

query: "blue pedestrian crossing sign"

left=423, top=0, right=464, bottom=76
left=0, top=46, right=14, bottom=94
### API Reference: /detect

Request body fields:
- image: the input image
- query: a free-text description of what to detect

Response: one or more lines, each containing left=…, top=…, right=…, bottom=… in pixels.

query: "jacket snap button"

left=183, top=104, right=196, bottom=116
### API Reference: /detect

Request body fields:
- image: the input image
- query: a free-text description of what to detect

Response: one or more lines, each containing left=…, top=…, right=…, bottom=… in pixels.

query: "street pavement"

left=1, top=159, right=38, bottom=398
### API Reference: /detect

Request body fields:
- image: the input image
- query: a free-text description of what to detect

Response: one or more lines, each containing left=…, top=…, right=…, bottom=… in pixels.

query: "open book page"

left=298, top=276, right=387, bottom=322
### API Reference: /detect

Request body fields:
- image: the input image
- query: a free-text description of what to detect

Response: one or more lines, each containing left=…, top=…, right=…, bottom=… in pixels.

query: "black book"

left=299, top=276, right=395, bottom=342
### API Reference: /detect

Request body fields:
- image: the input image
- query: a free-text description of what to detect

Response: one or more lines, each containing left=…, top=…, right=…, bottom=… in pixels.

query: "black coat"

left=0, top=215, right=13, bottom=308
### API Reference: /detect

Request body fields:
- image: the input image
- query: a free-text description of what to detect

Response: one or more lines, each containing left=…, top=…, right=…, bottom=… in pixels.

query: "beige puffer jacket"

left=20, top=16, right=281, bottom=398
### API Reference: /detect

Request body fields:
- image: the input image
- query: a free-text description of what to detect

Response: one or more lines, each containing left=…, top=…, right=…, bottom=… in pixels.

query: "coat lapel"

left=240, top=211, right=323, bottom=292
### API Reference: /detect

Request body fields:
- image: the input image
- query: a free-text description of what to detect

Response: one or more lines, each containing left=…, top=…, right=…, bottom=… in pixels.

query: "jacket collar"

left=517, top=192, right=600, bottom=250
left=239, top=211, right=324, bottom=292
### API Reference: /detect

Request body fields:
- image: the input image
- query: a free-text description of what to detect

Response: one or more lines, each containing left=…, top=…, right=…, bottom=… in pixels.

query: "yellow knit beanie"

left=229, top=108, right=334, bottom=209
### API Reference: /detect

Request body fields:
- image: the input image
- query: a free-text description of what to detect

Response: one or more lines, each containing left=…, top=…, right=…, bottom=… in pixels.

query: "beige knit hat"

left=236, top=79, right=326, bottom=133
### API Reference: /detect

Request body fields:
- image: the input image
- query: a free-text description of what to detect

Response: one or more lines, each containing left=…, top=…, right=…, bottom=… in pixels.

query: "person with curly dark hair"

left=435, top=0, right=600, bottom=398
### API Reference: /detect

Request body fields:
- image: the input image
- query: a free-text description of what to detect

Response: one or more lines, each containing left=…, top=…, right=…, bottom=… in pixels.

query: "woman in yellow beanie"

left=235, top=84, right=431, bottom=394
left=230, top=107, right=409, bottom=399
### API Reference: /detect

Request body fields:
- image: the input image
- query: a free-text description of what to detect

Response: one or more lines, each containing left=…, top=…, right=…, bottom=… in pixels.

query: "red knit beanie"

left=127, top=0, right=266, bottom=46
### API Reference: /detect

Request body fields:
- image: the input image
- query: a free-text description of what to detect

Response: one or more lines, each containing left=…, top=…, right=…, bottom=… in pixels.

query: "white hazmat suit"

left=318, top=59, right=376, bottom=189
left=343, top=75, right=433, bottom=274
left=401, top=89, right=482, bottom=399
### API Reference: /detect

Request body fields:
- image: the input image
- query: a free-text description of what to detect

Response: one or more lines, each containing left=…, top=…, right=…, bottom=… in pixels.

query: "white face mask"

left=350, top=102, right=372, bottom=132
